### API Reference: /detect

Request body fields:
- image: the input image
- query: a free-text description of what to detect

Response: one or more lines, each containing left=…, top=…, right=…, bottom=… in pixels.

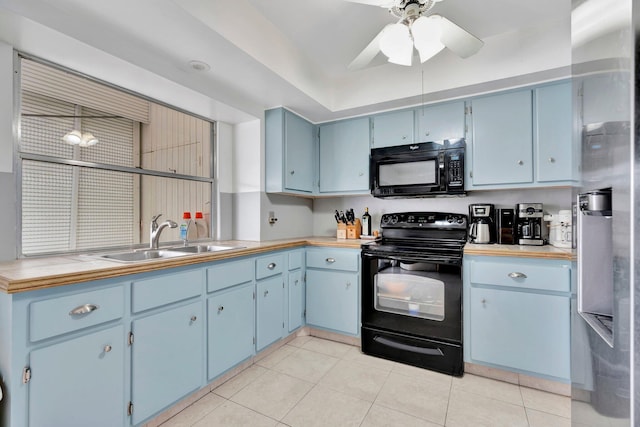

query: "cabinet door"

left=288, top=270, right=303, bottom=332
left=371, top=110, right=414, bottom=148
left=131, top=301, right=203, bottom=424
left=256, top=276, right=284, bottom=351
left=469, top=287, right=570, bottom=379
left=415, top=101, right=466, bottom=142
left=284, top=110, right=315, bottom=192
left=471, top=91, right=533, bottom=185
left=319, top=118, right=370, bottom=193
left=535, top=82, right=572, bottom=183
left=306, top=270, right=358, bottom=335
left=28, top=325, right=125, bottom=427
left=208, top=283, right=255, bottom=379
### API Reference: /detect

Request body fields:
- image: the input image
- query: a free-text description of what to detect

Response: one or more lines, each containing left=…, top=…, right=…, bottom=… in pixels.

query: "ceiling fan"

left=346, top=0, right=484, bottom=70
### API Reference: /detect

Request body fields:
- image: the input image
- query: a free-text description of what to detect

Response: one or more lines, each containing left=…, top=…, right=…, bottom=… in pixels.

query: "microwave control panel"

left=446, top=149, right=464, bottom=188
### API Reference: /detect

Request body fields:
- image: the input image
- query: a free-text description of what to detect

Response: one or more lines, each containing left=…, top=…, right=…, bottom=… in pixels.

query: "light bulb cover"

left=80, top=133, right=99, bottom=147
left=411, top=16, right=445, bottom=63
left=62, top=130, right=82, bottom=145
left=380, top=23, right=413, bottom=66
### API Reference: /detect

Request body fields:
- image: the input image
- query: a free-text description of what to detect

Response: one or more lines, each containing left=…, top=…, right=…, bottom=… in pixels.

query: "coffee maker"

left=468, top=204, right=496, bottom=244
left=515, top=203, right=544, bottom=245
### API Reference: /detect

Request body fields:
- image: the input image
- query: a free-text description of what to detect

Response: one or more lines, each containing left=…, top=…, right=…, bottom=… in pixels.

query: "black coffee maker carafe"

left=468, top=204, right=496, bottom=244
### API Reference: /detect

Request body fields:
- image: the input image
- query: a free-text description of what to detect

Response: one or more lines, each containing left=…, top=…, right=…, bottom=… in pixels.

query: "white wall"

left=232, top=120, right=262, bottom=240
left=0, top=42, right=16, bottom=260
left=313, top=188, right=573, bottom=237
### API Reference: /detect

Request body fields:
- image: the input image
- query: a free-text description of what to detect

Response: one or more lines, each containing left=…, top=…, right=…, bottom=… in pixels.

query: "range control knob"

left=381, top=215, right=390, bottom=225
left=457, top=217, right=465, bottom=224
left=389, top=215, right=398, bottom=224
left=447, top=216, right=454, bottom=223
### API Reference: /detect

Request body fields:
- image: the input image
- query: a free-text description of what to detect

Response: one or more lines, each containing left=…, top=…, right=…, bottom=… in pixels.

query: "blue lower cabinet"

left=468, top=287, right=570, bottom=379
left=256, top=276, right=284, bottom=351
left=464, top=255, right=571, bottom=381
left=28, top=324, right=125, bottom=427
left=306, top=269, right=359, bottom=336
left=208, top=283, right=255, bottom=380
left=288, top=269, right=303, bottom=332
left=131, top=300, right=204, bottom=424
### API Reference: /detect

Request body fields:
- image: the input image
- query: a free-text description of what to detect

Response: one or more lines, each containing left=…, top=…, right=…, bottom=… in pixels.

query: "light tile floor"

left=161, top=336, right=571, bottom=427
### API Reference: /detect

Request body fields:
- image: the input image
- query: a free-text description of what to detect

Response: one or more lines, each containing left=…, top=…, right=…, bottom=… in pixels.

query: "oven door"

left=361, top=251, right=462, bottom=344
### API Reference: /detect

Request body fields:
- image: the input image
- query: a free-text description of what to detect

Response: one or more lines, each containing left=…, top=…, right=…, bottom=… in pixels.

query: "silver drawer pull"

left=267, top=263, right=276, bottom=270
left=218, top=305, right=224, bottom=313
left=326, top=258, right=336, bottom=263
left=69, top=304, right=99, bottom=316
left=508, top=272, right=527, bottom=279
left=264, top=290, right=269, bottom=297
left=190, top=315, right=197, bottom=322
left=346, top=282, right=351, bottom=289
left=104, top=345, right=112, bottom=353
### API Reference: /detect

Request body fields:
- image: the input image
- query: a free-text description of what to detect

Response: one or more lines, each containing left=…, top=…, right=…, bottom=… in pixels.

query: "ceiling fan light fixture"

left=411, top=15, right=445, bottom=63
left=379, top=23, right=413, bottom=65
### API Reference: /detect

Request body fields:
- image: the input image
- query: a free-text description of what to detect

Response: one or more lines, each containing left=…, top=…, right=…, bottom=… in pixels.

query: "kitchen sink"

left=98, top=249, right=188, bottom=262
left=167, top=244, right=245, bottom=254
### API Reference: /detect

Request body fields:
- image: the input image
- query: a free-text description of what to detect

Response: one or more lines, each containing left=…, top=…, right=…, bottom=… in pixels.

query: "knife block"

left=336, top=223, right=347, bottom=239
left=347, top=219, right=362, bottom=239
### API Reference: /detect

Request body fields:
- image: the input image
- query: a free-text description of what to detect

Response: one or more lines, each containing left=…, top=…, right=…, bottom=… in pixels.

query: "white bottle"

left=179, top=212, right=191, bottom=242
left=195, top=211, right=209, bottom=238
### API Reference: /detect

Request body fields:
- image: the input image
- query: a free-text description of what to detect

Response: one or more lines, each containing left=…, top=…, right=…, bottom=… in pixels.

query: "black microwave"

left=370, top=139, right=465, bottom=198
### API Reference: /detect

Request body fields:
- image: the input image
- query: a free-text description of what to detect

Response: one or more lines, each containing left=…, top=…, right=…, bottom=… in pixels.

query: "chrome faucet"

left=150, top=214, right=177, bottom=249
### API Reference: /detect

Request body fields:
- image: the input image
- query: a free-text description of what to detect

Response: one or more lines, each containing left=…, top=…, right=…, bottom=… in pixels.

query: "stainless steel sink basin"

left=168, top=244, right=245, bottom=254
left=99, top=249, right=188, bottom=262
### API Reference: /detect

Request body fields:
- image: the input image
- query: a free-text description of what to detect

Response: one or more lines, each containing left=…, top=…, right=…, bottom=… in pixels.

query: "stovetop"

left=361, top=212, right=468, bottom=264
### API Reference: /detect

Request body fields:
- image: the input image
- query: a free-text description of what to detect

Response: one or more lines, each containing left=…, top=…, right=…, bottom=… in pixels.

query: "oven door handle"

left=373, top=335, right=444, bottom=356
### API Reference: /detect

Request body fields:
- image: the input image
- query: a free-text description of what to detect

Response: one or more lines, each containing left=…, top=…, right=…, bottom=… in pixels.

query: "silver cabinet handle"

left=481, top=299, right=486, bottom=304
left=104, top=345, right=112, bottom=353
left=290, top=170, right=295, bottom=175
left=346, top=282, right=351, bottom=289
left=294, top=279, right=299, bottom=286
left=69, top=303, right=99, bottom=316
left=508, top=272, right=527, bottom=279
left=401, top=135, right=407, bottom=140
left=548, top=157, right=555, bottom=163
left=190, top=315, right=197, bottom=322
left=517, top=160, right=524, bottom=166
left=217, top=305, right=224, bottom=313
left=267, top=263, right=276, bottom=270
left=326, top=257, right=336, bottom=263
left=264, top=290, right=269, bottom=297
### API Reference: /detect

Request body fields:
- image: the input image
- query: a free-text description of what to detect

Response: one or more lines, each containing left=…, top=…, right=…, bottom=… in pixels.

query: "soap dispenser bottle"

left=195, top=211, right=209, bottom=238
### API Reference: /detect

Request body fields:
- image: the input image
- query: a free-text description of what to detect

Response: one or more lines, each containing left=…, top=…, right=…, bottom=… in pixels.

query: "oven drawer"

left=468, top=258, right=570, bottom=292
left=306, top=249, right=359, bottom=271
left=361, top=326, right=463, bottom=376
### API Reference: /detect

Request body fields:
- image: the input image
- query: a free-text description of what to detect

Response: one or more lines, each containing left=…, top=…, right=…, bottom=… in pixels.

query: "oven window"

left=374, top=266, right=445, bottom=321
left=379, top=159, right=436, bottom=186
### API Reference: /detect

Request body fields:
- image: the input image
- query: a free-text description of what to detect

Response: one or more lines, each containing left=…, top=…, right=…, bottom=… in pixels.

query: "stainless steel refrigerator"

left=571, top=0, right=636, bottom=425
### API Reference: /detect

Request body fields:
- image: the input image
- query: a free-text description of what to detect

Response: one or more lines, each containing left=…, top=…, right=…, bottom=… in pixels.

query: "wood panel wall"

left=140, top=104, right=212, bottom=243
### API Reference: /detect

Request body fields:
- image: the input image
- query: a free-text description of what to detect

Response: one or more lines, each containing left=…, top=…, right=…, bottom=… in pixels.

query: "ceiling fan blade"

left=343, top=0, right=397, bottom=8
left=347, top=27, right=386, bottom=71
left=435, top=15, right=484, bottom=58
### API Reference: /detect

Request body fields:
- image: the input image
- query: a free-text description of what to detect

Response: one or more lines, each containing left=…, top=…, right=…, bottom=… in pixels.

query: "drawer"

left=256, top=254, right=284, bottom=280
left=288, top=251, right=303, bottom=271
left=30, top=285, right=125, bottom=342
left=132, top=269, right=202, bottom=313
left=306, top=249, right=359, bottom=272
left=207, top=259, right=254, bottom=293
left=468, top=259, right=570, bottom=292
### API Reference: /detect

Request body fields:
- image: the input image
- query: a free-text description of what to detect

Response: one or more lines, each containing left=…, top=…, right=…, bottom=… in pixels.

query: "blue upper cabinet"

left=469, top=90, right=534, bottom=187
left=415, top=101, right=466, bottom=143
left=371, top=109, right=414, bottom=148
left=534, top=82, right=573, bottom=183
left=266, top=108, right=316, bottom=194
left=319, top=117, right=370, bottom=194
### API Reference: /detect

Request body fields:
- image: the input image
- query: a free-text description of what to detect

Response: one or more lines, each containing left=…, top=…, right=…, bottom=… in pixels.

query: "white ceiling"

left=0, top=0, right=571, bottom=123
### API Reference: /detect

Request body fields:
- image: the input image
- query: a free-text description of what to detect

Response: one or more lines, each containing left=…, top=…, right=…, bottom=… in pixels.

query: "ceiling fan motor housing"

left=390, top=0, right=439, bottom=20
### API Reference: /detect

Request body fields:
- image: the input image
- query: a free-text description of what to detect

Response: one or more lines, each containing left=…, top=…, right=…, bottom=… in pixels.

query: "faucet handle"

left=151, top=214, right=162, bottom=224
